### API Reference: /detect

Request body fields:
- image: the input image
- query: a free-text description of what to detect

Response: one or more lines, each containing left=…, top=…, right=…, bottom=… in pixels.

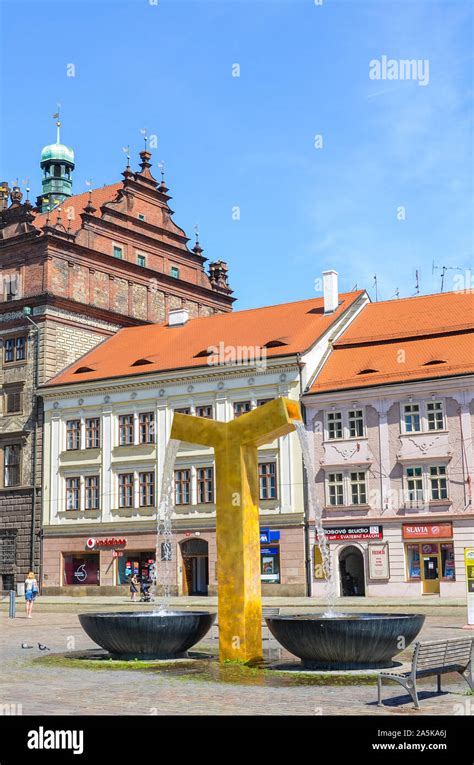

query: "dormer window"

left=74, top=366, right=94, bottom=374
left=264, top=339, right=288, bottom=349
left=170, top=266, right=180, bottom=279
left=138, top=213, right=146, bottom=221
left=131, top=358, right=153, bottom=367
left=357, top=368, right=378, bottom=375
left=423, top=359, right=446, bottom=366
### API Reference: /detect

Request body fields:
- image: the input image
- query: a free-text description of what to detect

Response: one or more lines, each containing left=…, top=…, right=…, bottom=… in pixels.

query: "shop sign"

left=317, top=525, right=382, bottom=541
left=465, top=548, right=474, bottom=626
left=260, top=529, right=280, bottom=543
left=260, top=547, right=279, bottom=556
left=86, top=537, right=127, bottom=549
left=402, top=523, right=452, bottom=540
left=368, top=542, right=390, bottom=580
left=112, top=551, right=124, bottom=558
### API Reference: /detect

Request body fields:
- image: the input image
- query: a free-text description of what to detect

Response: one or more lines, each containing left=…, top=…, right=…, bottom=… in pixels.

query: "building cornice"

left=40, top=360, right=301, bottom=400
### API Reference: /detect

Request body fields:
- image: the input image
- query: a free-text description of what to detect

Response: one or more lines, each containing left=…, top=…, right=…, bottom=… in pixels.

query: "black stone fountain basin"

left=78, top=611, right=216, bottom=659
left=265, top=613, right=425, bottom=669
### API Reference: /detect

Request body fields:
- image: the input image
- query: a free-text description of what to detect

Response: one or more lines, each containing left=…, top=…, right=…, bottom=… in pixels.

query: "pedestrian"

left=25, top=571, right=39, bottom=618
left=130, top=573, right=139, bottom=602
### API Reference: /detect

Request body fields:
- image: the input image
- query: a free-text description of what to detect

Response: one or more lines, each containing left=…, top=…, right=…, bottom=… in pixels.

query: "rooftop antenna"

left=432, top=261, right=464, bottom=293
left=53, top=102, right=61, bottom=143
left=392, top=287, right=400, bottom=299
left=193, top=223, right=200, bottom=244
left=373, top=274, right=378, bottom=302
left=414, top=269, right=420, bottom=296
left=139, top=128, right=148, bottom=151
left=158, top=160, right=165, bottom=181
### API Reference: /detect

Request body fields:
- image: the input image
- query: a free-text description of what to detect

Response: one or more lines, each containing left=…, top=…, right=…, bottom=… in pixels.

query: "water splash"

left=153, top=437, right=181, bottom=612
left=292, top=420, right=338, bottom=614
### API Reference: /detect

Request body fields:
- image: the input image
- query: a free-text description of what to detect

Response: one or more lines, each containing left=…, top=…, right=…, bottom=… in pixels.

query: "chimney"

left=322, top=270, right=339, bottom=314
left=168, top=308, right=190, bottom=327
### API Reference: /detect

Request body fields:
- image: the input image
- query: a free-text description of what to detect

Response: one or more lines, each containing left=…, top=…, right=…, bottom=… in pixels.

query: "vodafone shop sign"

left=86, top=537, right=127, bottom=550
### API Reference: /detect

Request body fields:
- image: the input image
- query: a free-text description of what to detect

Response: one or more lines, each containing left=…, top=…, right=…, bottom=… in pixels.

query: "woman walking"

left=25, top=571, right=39, bottom=618
left=130, top=573, right=139, bottom=602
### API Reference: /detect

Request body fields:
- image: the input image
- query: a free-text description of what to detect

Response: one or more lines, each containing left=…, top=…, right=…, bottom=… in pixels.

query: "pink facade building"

left=303, top=291, right=474, bottom=599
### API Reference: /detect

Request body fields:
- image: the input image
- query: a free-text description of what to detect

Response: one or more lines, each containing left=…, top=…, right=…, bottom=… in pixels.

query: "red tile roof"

left=308, top=291, right=474, bottom=393
left=45, top=291, right=366, bottom=387
left=33, top=183, right=122, bottom=230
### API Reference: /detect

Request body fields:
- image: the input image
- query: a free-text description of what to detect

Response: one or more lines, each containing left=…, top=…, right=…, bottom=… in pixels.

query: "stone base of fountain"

left=79, top=611, right=216, bottom=659
left=265, top=613, right=425, bottom=669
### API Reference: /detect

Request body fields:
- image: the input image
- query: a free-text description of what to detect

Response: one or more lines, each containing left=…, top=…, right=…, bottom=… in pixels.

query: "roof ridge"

left=335, top=325, right=474, bottom=348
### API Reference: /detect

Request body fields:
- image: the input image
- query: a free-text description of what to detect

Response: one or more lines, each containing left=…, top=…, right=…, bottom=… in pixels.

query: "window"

left=170, top=266, right=180, bottom=279
left=139, top=412, right=155, bottom=444
left=3, top=445, right=20, bottom=487
left=137, top=253, right=146, bottom=268
left=427, top=401, right=444, bottom=431
left=441, top=543, right=455, bottom=580
left=259, top=462, right=277, bottom=500
left=85, top=476, right=100, bottom=510
left=4, top=336, right=26, bottom=363
left=175, top=407, right=191, bottom=415
left=139, top=472, right=155, bottom=507
left=197, top=467, right=214, bottom=503
left=406, top=544, right=421, bottom=580
left=430, top=465, right=448, bottom=500
left=350, top=471, right=367, bottom=505
left=234, top=401, right=251, bottom=418
left=3, top=273, right=19, bottom=301
left=119, top=473, right=134, bottom=508
left=5, top=389, right=22, bottom=414
left=257, top=398, right=273, bottom=407
left=406, top=466, right=423, bottom=501
left=113, top=245, right=123, bottom=259
left=348, top=409, right=364, bottom=438
left=196, top=405, right=213, bottom=419
left=327, top=472, right=344, bottom=506
left=138, top=213, right=146, bottom=221
left=66, top=420, right=81, bottom=451
left=174, top=469, right=190, bottom=505
left=327, top=411, right=342, bottom=440
left=66, top=477, right=81, bottom=511
left=119, top=415, right=134, bottom=446
left=85, top=418, right=100, bottom=449
left=404, top=403, right=421, bottom=433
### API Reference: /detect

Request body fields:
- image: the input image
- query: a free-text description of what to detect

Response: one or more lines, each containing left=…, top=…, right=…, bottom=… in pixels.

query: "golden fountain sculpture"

left=171, top=397, right=302, bottom=663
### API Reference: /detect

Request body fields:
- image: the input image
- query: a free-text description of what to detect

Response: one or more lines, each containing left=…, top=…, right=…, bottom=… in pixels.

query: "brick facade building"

left=0, top=136, right=233, bottom=591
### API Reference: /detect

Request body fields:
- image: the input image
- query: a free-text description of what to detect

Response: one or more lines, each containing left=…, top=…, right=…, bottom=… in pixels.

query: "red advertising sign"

left=86, top=537, right=127, bottom=549
left=316, top=525, right=383, bottom=541
left=402, top=523, right=452, bottom=540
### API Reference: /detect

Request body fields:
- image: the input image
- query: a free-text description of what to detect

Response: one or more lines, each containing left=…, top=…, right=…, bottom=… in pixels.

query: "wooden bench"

left=377, top=637, right=473, bottom=709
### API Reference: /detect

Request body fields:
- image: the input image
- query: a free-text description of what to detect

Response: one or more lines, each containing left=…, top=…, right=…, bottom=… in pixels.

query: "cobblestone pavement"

left=1, top=605, right=472, bottom=716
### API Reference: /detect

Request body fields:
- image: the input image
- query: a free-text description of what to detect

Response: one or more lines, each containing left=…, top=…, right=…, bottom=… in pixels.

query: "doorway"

left=180, top=538, right=209, bottom=595
left=339, top=545, right=365, bottom=596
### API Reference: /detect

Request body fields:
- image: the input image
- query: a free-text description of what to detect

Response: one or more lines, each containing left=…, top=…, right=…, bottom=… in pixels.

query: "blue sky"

left=1, top=0, right=472, bottom=309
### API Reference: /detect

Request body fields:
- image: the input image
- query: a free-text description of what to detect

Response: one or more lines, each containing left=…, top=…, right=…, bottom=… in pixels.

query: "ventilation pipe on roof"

left=322, top=270, right=339, bottom=314
left=168, top=308, right=189, bottom=327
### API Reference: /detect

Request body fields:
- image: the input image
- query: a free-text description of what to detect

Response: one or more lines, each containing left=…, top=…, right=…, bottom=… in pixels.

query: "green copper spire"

left=39, top=118, right=75, bottom=212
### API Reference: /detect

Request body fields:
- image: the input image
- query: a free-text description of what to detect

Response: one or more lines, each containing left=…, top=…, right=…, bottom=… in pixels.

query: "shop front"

left=260, top=528, right=281, bottom=585
left=403, top=523, right=455, bottom=595
left=313, top=524, right=383, bottom=597
left=42, top=533, right=161, bottom=595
